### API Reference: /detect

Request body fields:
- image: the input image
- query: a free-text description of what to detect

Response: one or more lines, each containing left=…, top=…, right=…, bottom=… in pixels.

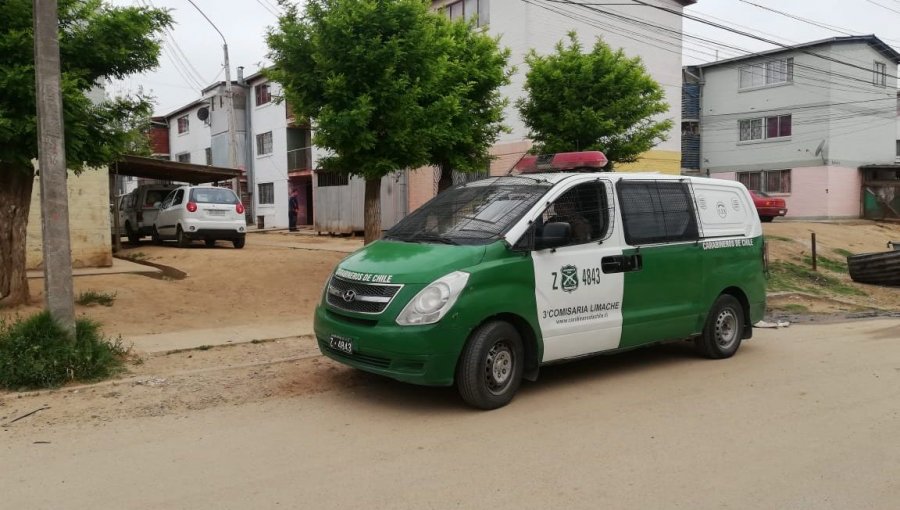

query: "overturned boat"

left=847, top=241, right=900, bottom=286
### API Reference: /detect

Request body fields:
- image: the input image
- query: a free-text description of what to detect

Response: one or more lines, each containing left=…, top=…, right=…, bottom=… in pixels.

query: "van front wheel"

left=457, top=321, right=524, bottom=410
left=696, top=294, right=744, bottom=359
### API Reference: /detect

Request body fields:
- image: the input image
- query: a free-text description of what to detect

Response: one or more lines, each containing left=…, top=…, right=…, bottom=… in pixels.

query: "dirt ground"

left=1, top=221, right=898, bottom=430
left=3, top=232, right=358, bottom=336
left=762, top=220, right=900, bottom=316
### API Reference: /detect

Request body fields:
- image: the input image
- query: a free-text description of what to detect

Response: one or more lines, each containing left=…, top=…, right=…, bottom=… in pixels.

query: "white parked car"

left=153, top=186, right=247, bottom=248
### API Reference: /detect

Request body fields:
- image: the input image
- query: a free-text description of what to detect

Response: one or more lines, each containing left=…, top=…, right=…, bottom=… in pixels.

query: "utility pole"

left=33, top=0, right=76, bottom=334
left=186, top=0, right=241, bottom=195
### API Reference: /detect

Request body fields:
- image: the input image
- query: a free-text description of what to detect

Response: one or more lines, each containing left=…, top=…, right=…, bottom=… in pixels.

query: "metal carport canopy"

left=112, top=155, right=242, bottom=184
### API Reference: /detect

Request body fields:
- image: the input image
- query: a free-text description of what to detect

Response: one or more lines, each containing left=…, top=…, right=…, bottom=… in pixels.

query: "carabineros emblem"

left=560, top=264, right=579, bottom=293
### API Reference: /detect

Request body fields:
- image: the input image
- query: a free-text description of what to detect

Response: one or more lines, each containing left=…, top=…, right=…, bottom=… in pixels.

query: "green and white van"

left=314, top=152, right=766, bottom=409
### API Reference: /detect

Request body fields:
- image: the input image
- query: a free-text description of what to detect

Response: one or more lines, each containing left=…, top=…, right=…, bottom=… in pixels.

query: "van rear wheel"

left=125, top=223, right=139, bottom=244
left=696, top=294, right=744, bottom=359
left=457, top=321, right=524, bottom=410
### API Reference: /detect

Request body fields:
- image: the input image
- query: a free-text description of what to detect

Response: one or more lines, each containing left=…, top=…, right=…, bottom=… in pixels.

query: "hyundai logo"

left=342, top=289, right=357, bottom=303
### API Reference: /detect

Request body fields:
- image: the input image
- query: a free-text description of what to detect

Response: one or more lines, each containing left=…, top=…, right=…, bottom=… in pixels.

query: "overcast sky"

left=108, top=0, right=900, bottom=116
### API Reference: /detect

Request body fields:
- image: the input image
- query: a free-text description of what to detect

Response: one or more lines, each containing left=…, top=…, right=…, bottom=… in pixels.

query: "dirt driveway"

left=3, top=319, right=899, bottom=509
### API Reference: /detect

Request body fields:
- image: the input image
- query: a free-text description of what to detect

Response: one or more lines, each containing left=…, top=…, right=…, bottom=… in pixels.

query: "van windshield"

left=191, top=188, right=239, bottom=204
left=385, top=177, right=552, bottom=245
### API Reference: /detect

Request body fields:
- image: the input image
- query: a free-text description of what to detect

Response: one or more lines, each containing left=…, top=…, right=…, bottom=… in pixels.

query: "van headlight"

left=396, top=271, right=469, bottom=326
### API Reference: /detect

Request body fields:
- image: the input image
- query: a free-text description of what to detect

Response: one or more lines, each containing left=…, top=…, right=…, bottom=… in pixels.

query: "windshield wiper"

left=408, top=233, right=459, bottom=245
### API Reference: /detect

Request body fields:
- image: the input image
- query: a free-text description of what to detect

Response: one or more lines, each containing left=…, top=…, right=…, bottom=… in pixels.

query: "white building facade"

left=687, top=36, right=900, bottom=219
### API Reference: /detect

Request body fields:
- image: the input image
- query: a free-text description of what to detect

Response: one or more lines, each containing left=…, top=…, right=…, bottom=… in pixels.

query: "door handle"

left=602, top=254, right=642, bottom=274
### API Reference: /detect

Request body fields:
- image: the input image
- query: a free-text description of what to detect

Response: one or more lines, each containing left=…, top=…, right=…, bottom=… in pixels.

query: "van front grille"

left=325, top=276, right=402, bottom=315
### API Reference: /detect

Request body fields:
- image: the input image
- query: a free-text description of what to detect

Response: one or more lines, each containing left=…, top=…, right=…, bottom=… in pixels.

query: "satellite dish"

left=197, top=107, right=209, bottom=121
left=814, top=139, right=828, bottom=163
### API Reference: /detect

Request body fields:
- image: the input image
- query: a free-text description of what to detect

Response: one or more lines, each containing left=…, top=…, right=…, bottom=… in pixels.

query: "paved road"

left=4, top=319, right=899, bottom=510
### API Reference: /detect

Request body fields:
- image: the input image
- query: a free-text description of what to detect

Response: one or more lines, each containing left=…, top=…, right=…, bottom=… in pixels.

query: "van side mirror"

left=153, top=201, right=162, bottom=209
left=536, top=222, right=571, bottom=250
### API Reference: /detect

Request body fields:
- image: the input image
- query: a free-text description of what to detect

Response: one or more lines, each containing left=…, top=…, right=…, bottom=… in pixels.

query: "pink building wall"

left=712, top=166, right=861, bottom=219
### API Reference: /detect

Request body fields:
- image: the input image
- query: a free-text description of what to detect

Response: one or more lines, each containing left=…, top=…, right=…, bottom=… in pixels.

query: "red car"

left=749, top=190, right=787, bottom=222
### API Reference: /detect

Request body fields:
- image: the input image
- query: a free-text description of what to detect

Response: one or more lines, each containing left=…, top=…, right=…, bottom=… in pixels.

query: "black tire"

left=125, top=223, right=140, bottom=244
left=204, top=239, right=216, bottom=248
left=457, top=321, right=524, bottom=410
left=176, top=226, right=190, bottom=248
left=760, top=216, right=774, bottom=223
left=151, top=227, right=163, bottom=245
left=232, top=237, right=245, bottom=249
left=696, top=294, right=745, bottom=359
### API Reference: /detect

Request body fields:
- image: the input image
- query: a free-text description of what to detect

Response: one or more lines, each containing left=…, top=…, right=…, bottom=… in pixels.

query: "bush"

left=76, top=290, right=117, bottom=307
left=0, top=312, right=126, bottom=389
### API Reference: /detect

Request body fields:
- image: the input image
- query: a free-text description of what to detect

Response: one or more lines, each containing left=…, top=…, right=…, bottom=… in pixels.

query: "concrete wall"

left=700, top=42, right=898, bottom=173
left=26, top=167, right=112, bottom=270
left=168, top=102, right=212, bottom=167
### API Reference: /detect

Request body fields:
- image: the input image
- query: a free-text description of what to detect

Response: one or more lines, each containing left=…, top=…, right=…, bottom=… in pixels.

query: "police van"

left=314, top=151, right=766, bottom=409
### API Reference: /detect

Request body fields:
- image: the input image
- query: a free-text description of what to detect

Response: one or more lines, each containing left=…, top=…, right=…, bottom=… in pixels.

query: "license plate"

left=329, top=335, right=353, bottom=355
left=207, top=210, right=226, bottom=216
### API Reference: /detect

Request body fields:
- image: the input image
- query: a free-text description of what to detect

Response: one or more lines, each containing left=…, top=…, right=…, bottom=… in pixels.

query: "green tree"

left=516, top=33, right=673, bottom=167
left=0, top=0, right=170, bottom=306
left=267, top=0, right=511, bottom=243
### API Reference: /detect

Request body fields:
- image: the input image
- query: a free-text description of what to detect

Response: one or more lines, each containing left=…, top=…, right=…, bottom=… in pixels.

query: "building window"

left=255, top=83, right=272, bottom=106
left=739, top=57, right=793, bottom=89
left=256, top=131, right=273, bottom=156
left=895, top=140, right=900, bottom=157
left=177, top=115, right=189, bottom=134
left=316, top=171, right=349, bottom=187
left=442, top=0, right=487, bottom=25
left=740, top=114, right=791, bottom=142
left=737, top=170, right=791, bottom=194
left=205, top=147, right=212, bottom=166
left=258, top=182, right=274, bottom=205
left=176, top=152, right=191, bottom=163
left=874, top=61, right=887, bottom=87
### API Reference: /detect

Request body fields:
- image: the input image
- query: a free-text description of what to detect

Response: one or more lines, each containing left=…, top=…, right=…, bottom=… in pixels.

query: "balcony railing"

left=287, top=147, right=312, bottom=172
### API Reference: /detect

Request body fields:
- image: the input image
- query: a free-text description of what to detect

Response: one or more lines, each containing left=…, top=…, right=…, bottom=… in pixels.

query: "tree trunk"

left=363, top=177, right=382, bottom=245
left=0, top=165, right=35, bottom=307
left=437, top=164, right=454, bottom=193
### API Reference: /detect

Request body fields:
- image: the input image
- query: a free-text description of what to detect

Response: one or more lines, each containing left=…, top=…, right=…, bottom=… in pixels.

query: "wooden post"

left=33, top=0, right=75, bottom=334
left=811, top=232, right=817, bottom=272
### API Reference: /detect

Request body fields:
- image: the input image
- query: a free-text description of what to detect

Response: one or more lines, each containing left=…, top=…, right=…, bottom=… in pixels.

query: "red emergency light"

left=513, top=151, right=609, bottom=174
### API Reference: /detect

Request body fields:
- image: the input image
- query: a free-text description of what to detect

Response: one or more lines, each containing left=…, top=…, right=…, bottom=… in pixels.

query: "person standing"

left=288, top=188, right=299, bottom=232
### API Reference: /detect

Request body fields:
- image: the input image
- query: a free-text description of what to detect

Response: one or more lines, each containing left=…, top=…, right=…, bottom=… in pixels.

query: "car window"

left=190, top=188, right=239, bottom=204
left=172, top=189, right=185, bottom=206
left=537, top=181, right=610, bottom=247
left=159, top=190, right=176, bottom=210
left=145, top=189, right=171, bottom=207
left=617, top=180, right=699, bottom=245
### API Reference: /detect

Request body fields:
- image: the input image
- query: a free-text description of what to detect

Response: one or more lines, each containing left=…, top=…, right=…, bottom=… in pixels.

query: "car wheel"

left=695, top=294, right=744, bottom=359
left=125, top=223, right=139, bottom=244
left=457, top=320, right=524, bottom=410
left=152, top=227, right=163, bottom=245
left=232, top=237, right=245, bottom=249
left=760, top=216, right=774, bottom=223
left=176, top=226, right=190, bottom=248
left=204, top=239, right=216, bottom=248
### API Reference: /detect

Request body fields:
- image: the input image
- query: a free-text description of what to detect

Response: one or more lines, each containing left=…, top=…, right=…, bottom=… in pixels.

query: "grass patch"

left=76, top=290, right=117, bottom=307
left=0, top=312, right=127, bottom=390
left=765, top=235, right=795, bottom=243
left=801, top=255, right=848, bottom=274
left=121, top=251, right=147, bottom=261
left=776, top=303, right=810, bottom=314
left=768, top=261, right=867, bottom=297
left=832, top=248, right=854, bottom=258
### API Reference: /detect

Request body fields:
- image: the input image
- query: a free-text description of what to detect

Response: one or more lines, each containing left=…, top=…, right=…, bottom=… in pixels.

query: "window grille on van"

left=386, top=176, right=552, bottom=246
left=531, top=179, right=616, bottom=248
left=617, top=180, right=699, bottom=245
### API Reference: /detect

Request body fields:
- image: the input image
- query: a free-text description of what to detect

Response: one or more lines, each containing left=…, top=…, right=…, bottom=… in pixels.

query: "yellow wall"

left=615, top=150, right=681, bottom=174
left=26, top=167, right=112, bottom=270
